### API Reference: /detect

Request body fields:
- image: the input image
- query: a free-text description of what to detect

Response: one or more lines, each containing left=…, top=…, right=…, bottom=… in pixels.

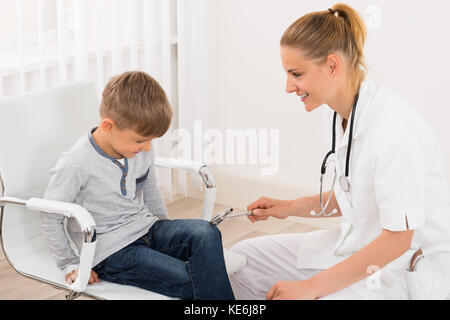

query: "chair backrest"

left=0, top=81, right=99, bottom=272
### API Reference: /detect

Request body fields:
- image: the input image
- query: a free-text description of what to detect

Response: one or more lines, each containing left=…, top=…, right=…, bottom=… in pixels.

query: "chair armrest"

left=155, top=157, right=204, bottom=173
left=26, top=198, right=96, bottom=293
left=155, top=157, right=216, bottom=188
left=154, top=157, right=217, bottom=220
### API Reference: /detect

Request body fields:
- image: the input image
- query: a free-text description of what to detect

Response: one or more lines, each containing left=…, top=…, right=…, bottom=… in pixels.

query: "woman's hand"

left=246, top=197, right=294, bottom=222
left=266, top=279, right=318, bottom=300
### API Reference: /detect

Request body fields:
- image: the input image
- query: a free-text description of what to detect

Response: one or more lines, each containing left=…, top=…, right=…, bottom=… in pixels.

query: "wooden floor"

left=0, top=197, right=329, bottom=300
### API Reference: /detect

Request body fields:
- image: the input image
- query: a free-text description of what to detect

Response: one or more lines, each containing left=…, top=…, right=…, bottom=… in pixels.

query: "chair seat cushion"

left=10, top=244, right=244, bottom=300
left=12, top=247, right=175, bottom=299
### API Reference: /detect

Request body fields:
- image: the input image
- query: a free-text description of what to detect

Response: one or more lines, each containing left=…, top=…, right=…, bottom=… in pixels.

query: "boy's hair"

left=100, top=71, right=173, bottom=138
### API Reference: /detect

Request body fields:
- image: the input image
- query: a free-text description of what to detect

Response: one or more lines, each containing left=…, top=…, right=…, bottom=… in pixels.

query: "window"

left=0, top=0, right=180, bottom=101
left=0, top=0, right=189, bottom=200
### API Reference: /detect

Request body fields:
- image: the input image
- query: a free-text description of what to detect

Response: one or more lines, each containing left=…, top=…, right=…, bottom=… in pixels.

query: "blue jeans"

left=93, top=219, right=235, bottom=300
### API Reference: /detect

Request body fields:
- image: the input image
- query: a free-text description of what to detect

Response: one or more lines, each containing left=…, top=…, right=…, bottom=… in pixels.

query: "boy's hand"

left=65, top=268, right=100, bottom=285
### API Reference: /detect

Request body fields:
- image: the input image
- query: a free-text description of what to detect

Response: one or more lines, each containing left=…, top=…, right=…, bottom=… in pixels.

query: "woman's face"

left=281, top=45, right=336, bottom=112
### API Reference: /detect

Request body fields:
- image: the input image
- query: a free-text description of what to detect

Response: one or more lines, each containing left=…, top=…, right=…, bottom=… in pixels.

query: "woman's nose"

left=285, top=78, right=297, bottom=94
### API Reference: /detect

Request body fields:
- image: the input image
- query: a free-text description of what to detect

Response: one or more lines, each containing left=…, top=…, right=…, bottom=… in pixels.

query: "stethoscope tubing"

left=324, top=92, right=359, bottom=180
left=313, top=92, right=359, bottom=216
left=345, top=92, right=359, bottom=177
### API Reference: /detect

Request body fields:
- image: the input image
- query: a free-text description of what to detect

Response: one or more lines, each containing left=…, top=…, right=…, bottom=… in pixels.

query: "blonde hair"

left=100, top=71, right=173, bottom=138
left=280, top=3, right=367, bottom=93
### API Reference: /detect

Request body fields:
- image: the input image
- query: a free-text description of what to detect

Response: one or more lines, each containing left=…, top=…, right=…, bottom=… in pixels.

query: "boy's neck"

left=92, top=127, right=124, bottom=159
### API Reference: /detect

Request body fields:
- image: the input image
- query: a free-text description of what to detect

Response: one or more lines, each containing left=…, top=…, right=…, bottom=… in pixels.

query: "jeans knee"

left=187, top=219, right=220, bottom=244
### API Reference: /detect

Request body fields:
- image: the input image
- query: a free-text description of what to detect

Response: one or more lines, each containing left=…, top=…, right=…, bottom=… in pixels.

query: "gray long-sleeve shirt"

left=40, top=127, right=169, bottom=275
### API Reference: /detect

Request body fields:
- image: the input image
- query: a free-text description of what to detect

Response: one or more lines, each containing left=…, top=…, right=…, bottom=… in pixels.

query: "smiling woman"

left=280, top=3, right=366, bottom=119
left=229, top=2, right=450, bottom=300
left=281, top=3, right=367, bottom=93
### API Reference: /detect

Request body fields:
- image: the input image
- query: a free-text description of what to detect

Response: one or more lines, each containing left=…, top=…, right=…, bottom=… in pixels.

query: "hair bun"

left=328, top=8, right=337, bottom=16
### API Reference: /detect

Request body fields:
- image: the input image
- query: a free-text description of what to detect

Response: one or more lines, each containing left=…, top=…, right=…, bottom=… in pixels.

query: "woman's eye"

left=136, top=141, right=144, bottom=144
left=292, top=73, right=302, bottom=78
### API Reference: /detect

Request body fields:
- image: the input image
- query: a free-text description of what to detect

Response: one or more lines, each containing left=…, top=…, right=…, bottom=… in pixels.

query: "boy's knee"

left=189, top=219, right=221, bottom=243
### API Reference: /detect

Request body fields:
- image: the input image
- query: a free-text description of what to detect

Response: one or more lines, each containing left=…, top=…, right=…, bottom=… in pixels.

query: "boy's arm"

left=40, top=153, right=84, bottom=275
left=143, top=149, right=170, bottom=220
left=40, top=212, right=80, bottom=275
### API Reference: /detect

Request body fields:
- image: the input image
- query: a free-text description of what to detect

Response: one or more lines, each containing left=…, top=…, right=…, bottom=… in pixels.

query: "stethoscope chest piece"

left=339, top=175, right=350, bottom=192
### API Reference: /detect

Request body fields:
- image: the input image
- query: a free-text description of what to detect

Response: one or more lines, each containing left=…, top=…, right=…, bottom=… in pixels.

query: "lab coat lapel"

left=336, top=80, right=374, bottom=154
left=333, top=80, right=377, bottom=217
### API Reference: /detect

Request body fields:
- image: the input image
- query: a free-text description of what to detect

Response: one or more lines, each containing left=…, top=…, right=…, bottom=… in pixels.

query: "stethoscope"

left=310, top=92, right=359, bottom=217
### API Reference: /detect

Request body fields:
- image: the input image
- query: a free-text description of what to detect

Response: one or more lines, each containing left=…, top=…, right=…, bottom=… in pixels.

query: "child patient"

left=40, top=71, right=234, bottom=300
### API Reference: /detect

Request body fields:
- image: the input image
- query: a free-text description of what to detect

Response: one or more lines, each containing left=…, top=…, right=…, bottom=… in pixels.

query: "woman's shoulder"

left=368, top=81, right=413, bottom=116
left=367, top=81, right=428, bottom=131
left=366, top=80, right=438, bottom=153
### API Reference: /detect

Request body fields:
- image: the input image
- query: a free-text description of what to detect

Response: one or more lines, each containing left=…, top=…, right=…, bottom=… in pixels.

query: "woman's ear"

left=326, top=53, right=341, bottom=79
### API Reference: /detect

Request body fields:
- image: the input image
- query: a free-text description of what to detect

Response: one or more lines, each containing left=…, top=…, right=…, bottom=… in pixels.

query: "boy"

left=40, top=71, right=234, bottom=300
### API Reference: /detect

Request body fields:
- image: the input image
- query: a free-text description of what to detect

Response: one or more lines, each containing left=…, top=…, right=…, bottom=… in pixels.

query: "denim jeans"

left=93, top=219, right=235, bottom=300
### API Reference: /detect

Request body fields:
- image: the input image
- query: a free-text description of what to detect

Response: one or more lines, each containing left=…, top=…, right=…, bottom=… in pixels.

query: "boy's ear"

left=100, top=118, right=115, bottom=132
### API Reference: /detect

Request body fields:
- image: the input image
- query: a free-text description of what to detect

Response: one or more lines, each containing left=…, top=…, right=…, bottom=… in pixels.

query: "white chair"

left=0, top=81, right=246, bottom=300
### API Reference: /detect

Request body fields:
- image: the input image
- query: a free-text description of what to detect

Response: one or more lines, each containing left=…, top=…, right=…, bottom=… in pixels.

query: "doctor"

left=229, top=3, right=450, bottom=300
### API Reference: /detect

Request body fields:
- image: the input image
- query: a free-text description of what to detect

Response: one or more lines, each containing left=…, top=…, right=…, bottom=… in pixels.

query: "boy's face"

left=110, top=127, right=154, bottom=159
left=100, top=119, right=154, bottom=159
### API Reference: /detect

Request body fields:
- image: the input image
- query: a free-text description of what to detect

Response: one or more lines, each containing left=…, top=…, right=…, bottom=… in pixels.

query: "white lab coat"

left=296, top=79, right=450, bottom=298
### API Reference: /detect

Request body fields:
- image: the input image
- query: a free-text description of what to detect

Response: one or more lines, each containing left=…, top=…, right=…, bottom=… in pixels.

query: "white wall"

left=197, top=0, right=450, bottom=193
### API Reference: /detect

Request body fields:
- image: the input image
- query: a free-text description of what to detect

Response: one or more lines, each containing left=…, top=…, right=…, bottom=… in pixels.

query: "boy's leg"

left=94, top=219, right=234, bottom=300
left=147, top=219, right=235, bottom=300
left=93, top=236, right=195, bottom=299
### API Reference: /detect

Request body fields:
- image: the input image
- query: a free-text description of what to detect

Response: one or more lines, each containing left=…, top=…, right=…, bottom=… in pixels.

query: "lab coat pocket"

left=350, top=175, right=376, bottom=219
left=134, top=169, right=149, bottom=200
left=406, top=254, right=450, bottom=299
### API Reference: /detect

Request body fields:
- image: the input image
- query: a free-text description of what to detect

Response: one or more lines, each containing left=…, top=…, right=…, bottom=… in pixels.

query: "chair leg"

left=65, top=290, right=82, bottom=300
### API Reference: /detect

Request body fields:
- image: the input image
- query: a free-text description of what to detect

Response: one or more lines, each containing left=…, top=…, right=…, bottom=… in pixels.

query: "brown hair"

left=100, top=71, right=173, bottom=138
left=280, top=3, right=367, bottom=93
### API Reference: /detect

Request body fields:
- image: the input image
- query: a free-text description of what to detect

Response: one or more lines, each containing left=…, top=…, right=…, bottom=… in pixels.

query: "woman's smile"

left=299, top=93, right=309, bottom=102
